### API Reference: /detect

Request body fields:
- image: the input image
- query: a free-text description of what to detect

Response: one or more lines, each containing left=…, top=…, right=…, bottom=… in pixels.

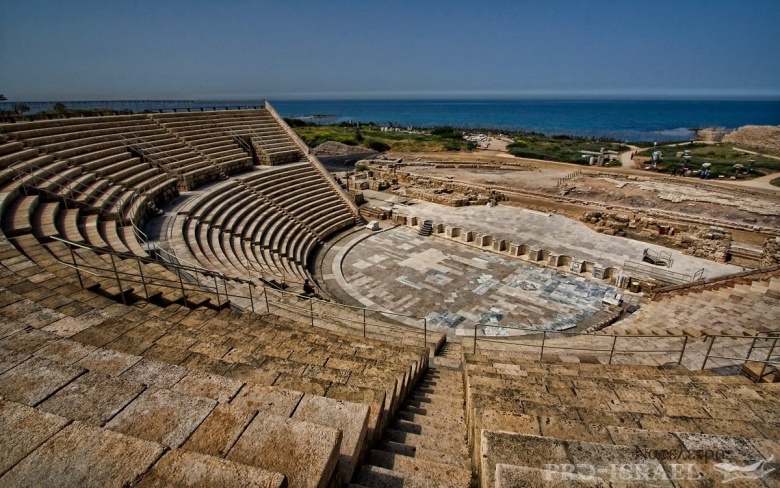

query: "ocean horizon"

left=271, top=98, right=780, bottom=142
left=3, top=98, right=779, bottom=143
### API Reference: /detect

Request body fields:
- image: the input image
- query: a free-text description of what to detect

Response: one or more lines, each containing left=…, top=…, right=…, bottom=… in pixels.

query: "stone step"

left=394, top=411, right=466, bottom=431
left=366, top=450, right=471, bottom=488
left=410, top=391, right=464, bottom=405
left=382, top=428, right=469, bottom=459
left=375, top=440, right=470, bottom=469
left=403, top=400, right=462, bottom=417
left=353, top=464, right=434, bottom=488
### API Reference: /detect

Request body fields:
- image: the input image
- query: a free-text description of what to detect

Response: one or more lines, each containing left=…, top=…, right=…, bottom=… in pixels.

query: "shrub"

left=367, top=140, right=391, bottom=152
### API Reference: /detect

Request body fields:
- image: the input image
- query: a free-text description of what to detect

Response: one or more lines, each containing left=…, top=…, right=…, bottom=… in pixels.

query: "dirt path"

left=716, top=171, right=780, bottom=192
left=618, top=145, right=641, bottom=170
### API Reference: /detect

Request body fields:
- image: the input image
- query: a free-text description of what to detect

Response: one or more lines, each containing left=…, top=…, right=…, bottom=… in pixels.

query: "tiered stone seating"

left=0, top=116, right=181, bottom=223
left=151, top=112, right=253, bottom=176
left=175, top=160, right=356, bottom=288
left=0, top=110, right=451, bottom=485
left=604, top=271, right=780, bottom=337
left=205, top=108, right=306, bottom=165
left=0, top=233, right=430, bottom=486
left=464, top=353, right=780, bottom=487
left=241, top=162, right=355, bottom=239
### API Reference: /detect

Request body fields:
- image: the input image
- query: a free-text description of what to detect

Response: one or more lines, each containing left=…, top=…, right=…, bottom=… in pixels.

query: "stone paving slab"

left=0, top=421, right=164, bottom=488
left=0, top=328, right=58, bottom=354
left=293, top=394, right=369, bottom=483
left=42, top=309, right=110, bottom=338
left=182, top=402, right=256, bottom=458
left=227, top=413, right=341, bottom=488
left=39, top=371, right=145, bottom=426
left=172, top=370, right=243, bottom=403
left=136, top=449, right=286, bottom=488
left=106, top=388, right=217, bottom=448
left=33, top=339, right=96, bottom=365
left=481, top=431, right=569, bottom=488
left=230, top=384, right=304, bottom=417
left=0, top=356, right=84, bottom=406
left=496, top=463, right=609, bottom=487
left=76, top=348, right=142, bottom=377
left=0, top=347, right=30, bottom=375
left=0, top=400, right=69, bottom=474
left=119, top=358, right=188, bottom=389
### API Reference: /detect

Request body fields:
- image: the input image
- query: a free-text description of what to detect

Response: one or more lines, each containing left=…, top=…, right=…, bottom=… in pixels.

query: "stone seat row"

left=0, top=266, right=428, bottom=439
left=240, top=163, right=355, bottom=239
left=461, top=352, right=780, bottom=487
left=606, top=273, right=780, bottom=338
left=179, top=180, right=315, bottom=283
left=150, top=114, right=252, bottom=172
left=1, top=118, right=214, bottom=192
left=152, top=109, right=300, bottom=162
left=0, top=248, right=431, bottom=486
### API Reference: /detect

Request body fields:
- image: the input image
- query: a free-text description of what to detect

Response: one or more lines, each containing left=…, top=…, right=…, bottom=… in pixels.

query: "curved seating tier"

left=150, top=112, right=253, bottom=176
left=175, top=161, right=355, bottom=289
left=603, top=272, right=780, bottom=337
left=200, top=109, right=305, bottom=165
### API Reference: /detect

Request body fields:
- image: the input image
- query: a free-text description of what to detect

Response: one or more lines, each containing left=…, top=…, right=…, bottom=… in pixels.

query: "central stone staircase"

left=352, top=342, right=473, bottom=487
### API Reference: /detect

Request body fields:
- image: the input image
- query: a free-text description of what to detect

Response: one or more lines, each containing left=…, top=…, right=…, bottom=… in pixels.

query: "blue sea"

left=4, top=98, right=779, bottom=143
left=271, top=99, right=780, bottom=142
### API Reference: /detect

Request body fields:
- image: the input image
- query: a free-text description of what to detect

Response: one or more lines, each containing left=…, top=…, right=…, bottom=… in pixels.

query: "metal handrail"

left=471, top=323, right=689, bottom=366
left=49, top=235, right=432, bottom=348
left=120, top=134, right=185, bottom=185
left=10, top=157, right=165, bottom=229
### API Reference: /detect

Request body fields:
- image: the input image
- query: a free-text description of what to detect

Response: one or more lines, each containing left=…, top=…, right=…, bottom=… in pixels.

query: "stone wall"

left=582, top=211, right=732, bottom=263
left=763, top=236, right=780, bottom=267
left=367, top=167, right=506, bottom=208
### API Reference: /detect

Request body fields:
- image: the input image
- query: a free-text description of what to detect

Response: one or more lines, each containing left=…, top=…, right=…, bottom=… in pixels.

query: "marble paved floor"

left=342, top=227, right=620, bottom=336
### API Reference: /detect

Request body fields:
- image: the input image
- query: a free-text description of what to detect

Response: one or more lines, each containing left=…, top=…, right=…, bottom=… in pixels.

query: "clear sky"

left=1, top=0, right=779, bottom=101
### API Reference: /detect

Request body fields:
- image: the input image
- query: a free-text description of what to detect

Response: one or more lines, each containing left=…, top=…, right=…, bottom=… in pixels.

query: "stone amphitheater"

left=0, top=103, right=778, bottom=487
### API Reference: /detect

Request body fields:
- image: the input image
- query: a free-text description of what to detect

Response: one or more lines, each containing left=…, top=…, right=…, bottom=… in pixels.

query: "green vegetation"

left=290, top=121, right=475, bottom=152
left=355, top=162, right=369, bottom=172
left=769, top=177, right=780, bottom=187
left=507, top=133, right=629, bottom=165
left=641, top=143, right=780, bottom=178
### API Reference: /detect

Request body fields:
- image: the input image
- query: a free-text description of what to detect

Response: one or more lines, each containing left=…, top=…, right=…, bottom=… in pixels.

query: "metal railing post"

left=213, top=275, right=221, bottom=307
left=678, top=335, right=689, bottom=365
left=136, top=257, right=149, bottom=299
left=223, top=278, right=230, bottom=304
left=69, top=245, right=84, bottom=289
left=248, top=283, right=255, bottom=313
left=473, top=325, right=478, bottom=354
left=608, top=335, right=618, bottom=364
left=423, top=318, right=427, bottom=349
left=539, top=331, right=546, bottom=362
left=363, top=308, right=367, bottom=338
left=701, top=336, right=716, bottom=370
left=757, top=336, right=779, bottom=383
left=176, top=266, right=187, bottom=304
left=109, top=254, right=126, bottom=305
left=309, top=299, right=314, bottom=327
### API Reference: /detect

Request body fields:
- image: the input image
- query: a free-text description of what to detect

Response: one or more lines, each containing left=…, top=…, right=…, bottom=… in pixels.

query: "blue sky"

left=1, top=0, right=779, bottom=100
